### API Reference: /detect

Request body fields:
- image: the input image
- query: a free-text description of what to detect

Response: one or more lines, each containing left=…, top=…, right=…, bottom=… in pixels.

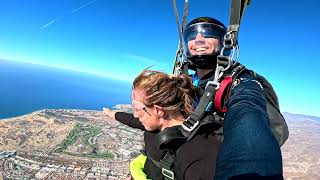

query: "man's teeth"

left=195, top=47, right=206, bottom=52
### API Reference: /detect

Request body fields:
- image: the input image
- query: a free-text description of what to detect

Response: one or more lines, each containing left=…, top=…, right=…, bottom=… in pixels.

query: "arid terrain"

left=281, top=113, right=320, bottom=180
left=0, top=107, right=319, bottom=179
left=0, top=105, right=143, bottom=179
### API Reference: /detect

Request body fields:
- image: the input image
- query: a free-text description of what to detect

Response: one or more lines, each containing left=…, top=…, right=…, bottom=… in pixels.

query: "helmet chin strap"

left=188, top=53, right=218, bottom=70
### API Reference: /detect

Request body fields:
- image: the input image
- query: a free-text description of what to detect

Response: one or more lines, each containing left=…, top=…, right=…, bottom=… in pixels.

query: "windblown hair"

left=133, top=70, right=196, bottom=118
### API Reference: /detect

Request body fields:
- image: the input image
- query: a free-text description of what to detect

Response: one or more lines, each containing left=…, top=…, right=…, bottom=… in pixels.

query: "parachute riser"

left=172, top=0, right=189, bottom=76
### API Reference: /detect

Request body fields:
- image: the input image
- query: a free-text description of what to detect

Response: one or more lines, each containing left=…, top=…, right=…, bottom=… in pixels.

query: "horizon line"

left=0, top=58, right=132, bottom=83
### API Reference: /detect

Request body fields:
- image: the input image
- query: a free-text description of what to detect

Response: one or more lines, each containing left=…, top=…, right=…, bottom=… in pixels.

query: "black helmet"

left=183, top=17, right=227, bottom=69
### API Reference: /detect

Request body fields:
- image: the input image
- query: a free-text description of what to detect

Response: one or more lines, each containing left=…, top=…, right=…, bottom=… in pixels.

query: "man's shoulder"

left=236, top=69, right=257, bottom=79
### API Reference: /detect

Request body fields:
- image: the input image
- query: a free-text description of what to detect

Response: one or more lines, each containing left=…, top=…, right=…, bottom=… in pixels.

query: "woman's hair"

left=133, top=70, right=196, bottom=118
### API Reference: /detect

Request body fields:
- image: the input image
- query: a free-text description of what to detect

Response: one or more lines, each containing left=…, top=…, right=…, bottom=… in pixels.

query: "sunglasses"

left=183, top=23, right=225, bottom=42
left=132, top=100, right=151, bottom=116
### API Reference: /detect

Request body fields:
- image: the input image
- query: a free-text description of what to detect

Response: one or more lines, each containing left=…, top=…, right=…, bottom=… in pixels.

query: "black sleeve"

left=115, top=112, right=145, bottom=131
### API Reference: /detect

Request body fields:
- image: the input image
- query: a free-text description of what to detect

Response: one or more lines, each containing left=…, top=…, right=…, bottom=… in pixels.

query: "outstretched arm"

left=215, top=72, right=283, bottom=179
left=103, top=108, right=145, bottom=131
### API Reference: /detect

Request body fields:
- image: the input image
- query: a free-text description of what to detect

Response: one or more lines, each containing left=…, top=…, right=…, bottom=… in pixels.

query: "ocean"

left=0, top=60, right=132, bottom=119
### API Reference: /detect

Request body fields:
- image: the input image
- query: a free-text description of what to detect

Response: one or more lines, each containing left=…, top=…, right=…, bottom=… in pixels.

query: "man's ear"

left=154, top=105, right=165, bottom=118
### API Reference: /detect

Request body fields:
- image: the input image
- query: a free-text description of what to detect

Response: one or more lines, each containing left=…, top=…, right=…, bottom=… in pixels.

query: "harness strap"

left=157, top=127, right=187, bottom=150
left=181, top=82, right=217, bottom=135
left=214, top=65, right=247, bottom=113
left=160, top=151, right=175, bottom=180
left=214, top=75, right=233, bottom=113
left=140, top=149, right=162, bottom=169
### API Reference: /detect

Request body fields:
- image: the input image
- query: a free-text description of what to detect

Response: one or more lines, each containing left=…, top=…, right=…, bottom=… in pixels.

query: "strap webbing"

left=172, top=0, right=183, bottom=46
left=214, top=75, right=233, bottom=113
left=227, top=0, right=251, bottom=43
left=181, top=82, right=217, bottom=137
left=161, top=151, right=175, bottom=180
left=182, top=0, right=188, bottom=32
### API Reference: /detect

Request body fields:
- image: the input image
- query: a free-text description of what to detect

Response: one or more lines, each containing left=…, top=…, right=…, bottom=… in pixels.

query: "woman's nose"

left=133, top=111, right=139, bottom=118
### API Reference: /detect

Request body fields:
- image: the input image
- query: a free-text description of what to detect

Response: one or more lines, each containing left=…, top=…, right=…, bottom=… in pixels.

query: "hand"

left=103, top=107, right=116, bottom=119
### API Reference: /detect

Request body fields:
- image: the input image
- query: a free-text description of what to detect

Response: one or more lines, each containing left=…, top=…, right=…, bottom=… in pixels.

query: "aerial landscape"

left=0, top=106, right=319, bottom=179
left=1, top=0, right=320, bottom=179
left=0, top=106, right=143, bottom=179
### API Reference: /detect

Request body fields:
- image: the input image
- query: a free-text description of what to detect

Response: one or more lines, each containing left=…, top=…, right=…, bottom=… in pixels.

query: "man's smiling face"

left=187, top=33, right=221, bottom=55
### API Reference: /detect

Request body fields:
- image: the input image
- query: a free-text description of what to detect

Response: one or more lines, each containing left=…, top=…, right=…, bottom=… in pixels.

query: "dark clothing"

left=191, top=70, right=215, bottom=99
left=115, top=112, right=220, bottom=180
left=115, top=112, right=145, bottom=130
left=172, top=126, right=220, bottom=180
left=143, top=131, right=164, bottom=179
left=115, top=112, right=164, bottom=179
left=114, top=71, right=283, bottom=180
left=215, top=72, right=283, bottom=180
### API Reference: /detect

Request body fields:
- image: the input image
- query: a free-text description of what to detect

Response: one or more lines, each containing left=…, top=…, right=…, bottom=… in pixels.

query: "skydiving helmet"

left=183, top=17, right=227, bottom=69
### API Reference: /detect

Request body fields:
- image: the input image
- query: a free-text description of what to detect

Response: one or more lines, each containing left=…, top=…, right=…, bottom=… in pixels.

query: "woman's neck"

left=160, top=115, right=185, bottom=131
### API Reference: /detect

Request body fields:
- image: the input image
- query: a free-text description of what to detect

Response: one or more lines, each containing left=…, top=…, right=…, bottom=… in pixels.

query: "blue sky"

left=0, top=0, right=319, bottom=116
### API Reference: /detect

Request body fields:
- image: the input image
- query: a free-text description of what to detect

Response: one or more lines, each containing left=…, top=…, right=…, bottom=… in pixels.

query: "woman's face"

left=132, top=88, right=160, bottom=131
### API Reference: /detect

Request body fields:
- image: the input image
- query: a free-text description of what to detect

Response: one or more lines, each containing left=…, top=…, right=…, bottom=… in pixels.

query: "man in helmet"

left=182, top=17, right=229, bottom=96
left=183, top=17, right=226, bottom=71
left=182, top=17, right=284, bottom=180
left=103, top=17, right=284, bottom=179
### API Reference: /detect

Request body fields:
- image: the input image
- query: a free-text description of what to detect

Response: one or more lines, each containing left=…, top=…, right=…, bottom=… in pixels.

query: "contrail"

left=71, top=0, right=98, bottom=13
left=40, top=19, right=57, bottom=29
left=40, top=0, right=98, bottom=30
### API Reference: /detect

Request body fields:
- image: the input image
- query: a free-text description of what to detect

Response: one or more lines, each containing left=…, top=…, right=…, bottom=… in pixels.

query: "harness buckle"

left=205, top=80, right=220, bottom=90
left=182, top=118, right=199, bottom=132
left=162, top=168, right=174, bottom=180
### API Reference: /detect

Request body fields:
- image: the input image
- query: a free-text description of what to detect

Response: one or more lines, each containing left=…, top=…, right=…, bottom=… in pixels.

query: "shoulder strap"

left=181, top=82, right=218, bottom=137
left=160, top=151, right=176, bottom=180
left=214, top=64, right=247, bottom=113
left=157, top=127, right=187, bottom=150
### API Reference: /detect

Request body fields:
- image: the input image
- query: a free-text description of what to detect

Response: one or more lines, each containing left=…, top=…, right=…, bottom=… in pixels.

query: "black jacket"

left=115, top=112, right=220, bottom=180
left=115, top=112, right=164, bottom=179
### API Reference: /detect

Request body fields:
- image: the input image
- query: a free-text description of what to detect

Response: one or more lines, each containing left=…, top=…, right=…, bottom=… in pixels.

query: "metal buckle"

left=205, top=80, right=220, bottom=90
left=182, top=117, right=199, bottom=132
left=162, top=168, right=174, bottom=180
